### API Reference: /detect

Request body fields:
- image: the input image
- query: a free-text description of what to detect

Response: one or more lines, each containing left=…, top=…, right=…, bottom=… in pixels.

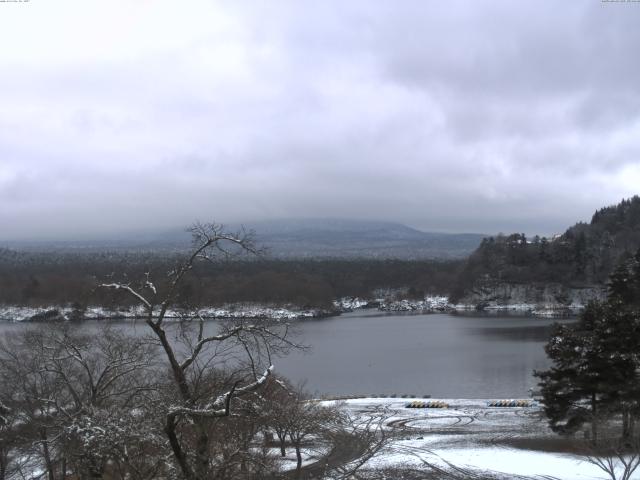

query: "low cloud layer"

left=1, top=0, right=640, bottom=240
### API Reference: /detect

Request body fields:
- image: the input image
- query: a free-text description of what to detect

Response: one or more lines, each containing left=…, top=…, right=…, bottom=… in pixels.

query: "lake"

left=278, top=310, right=567, bottom=398
left=0, top=310, right=569, bottom=398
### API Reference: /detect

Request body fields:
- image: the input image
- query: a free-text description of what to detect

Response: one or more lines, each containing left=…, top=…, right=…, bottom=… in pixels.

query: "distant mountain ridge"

left=4, top=219, right=486, bottom=260
left=240, top=219, right=485, bottom=259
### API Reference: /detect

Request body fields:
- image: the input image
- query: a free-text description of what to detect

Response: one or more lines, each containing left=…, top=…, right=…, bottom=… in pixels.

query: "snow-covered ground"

left=325, top=398, right=640, bottom=480
left=273, top=444, right=331, bottom=472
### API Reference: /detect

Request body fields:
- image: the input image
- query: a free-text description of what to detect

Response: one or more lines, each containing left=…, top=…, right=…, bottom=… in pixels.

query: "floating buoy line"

left=487, top=400, right=533, bottom=407
left=405, top=400, right=449, bottom=408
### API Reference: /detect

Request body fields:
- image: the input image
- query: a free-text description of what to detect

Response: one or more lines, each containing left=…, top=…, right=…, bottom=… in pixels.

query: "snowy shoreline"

left=0, top=304, right=334, bottom=323
left=335, top=296, right=582, bottom=317
left=0, top=296, right=583, bottom=322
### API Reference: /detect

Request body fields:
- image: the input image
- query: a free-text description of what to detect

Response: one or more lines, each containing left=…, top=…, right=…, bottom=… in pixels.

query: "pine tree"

left=608, top=249, right=640, bottom=310
left=536, top=248, right=640, bottom=443
left=535, top=302, right=612, bottom=441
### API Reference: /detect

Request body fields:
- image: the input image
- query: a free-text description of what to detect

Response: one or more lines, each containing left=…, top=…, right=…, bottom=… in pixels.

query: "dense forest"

left=0, top=249, right=462, bottom=308
left=450, top=196, right=640, bottom=300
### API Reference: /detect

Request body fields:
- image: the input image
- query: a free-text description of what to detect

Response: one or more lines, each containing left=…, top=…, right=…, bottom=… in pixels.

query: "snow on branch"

left=178, top=323, right=301, bottom=372
left=100, top=283, right=152, bottom=310
left=177, top=324, right=255, bottom=371
left=168, top=365, right=274, bottom=419
left=0, top=400, right=10, bottom=426
left=144, top=272, right=157, bottom=295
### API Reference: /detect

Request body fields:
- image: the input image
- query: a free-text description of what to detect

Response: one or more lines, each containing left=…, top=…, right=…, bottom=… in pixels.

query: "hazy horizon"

left=2, top=216, right=490, bottom=244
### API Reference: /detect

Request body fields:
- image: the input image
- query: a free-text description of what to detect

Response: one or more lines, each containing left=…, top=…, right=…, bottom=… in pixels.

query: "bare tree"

left=0, top=224, right=325, bottom=480
left=261, top=375, right=297, bottom=458
left=0, top=400, right=19, bottom=480
left=202, top=386, right=281, bottom=480
left=101, top=222, right=299, bottom=480
left=585, top=434, right=640, bottom=480
left=325, top=404, right=394, bottom=480
left=0, top=325, right=159, bottom=480
left=0, top=327, right=70, bottom=480
left=286, top=396, right=335, bottom=477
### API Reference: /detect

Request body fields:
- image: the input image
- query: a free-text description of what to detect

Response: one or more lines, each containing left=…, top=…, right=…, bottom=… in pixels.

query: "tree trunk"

left=591, top=393, right=598, bottom=445
left=623, top=407, right=630, bottom=440
left=86, top=455, right=106, bottom=480
left=39, top=427, right=55, bottom=480
left=165, top=414, right=197, bottom=480
left=88, top=469, right=104, bottom=479
left=0, top=447, right=7, bottom=480
left=195, top=426, right=210, bottom=479
left=293, top=438, right=302, bottom=478
left=240, top=430, right=252, bottom=473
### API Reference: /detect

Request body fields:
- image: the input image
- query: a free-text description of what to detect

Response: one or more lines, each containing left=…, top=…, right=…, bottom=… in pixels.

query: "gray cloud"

left=1, top=0, right=639, bottom=241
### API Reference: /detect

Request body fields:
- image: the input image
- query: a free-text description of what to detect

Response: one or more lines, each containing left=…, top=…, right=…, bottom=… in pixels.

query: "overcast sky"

left=1, top=0, right=640, bottom=240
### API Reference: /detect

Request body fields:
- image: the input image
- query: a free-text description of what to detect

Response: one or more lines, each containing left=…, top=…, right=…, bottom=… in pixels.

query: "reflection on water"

left=0, top=310, right=575, bottom=398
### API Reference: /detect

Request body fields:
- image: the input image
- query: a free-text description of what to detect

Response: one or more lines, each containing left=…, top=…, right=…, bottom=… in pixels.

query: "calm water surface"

left=278, top=310, right=570, bottom=398
left=0, top=310, right=571, bottom=398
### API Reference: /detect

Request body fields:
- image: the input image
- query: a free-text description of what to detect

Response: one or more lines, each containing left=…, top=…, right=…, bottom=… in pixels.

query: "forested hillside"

left=451, top=196, right=640, bottom=301
left=0, top=248, right=461, bottom=308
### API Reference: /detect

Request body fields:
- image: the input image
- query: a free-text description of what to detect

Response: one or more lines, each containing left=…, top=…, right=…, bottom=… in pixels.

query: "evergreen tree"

left=535, top=302, right=613, bottom=441
left=608, top=249, right=640, bottom=309
left=536, top=248, right=640, bottom=442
